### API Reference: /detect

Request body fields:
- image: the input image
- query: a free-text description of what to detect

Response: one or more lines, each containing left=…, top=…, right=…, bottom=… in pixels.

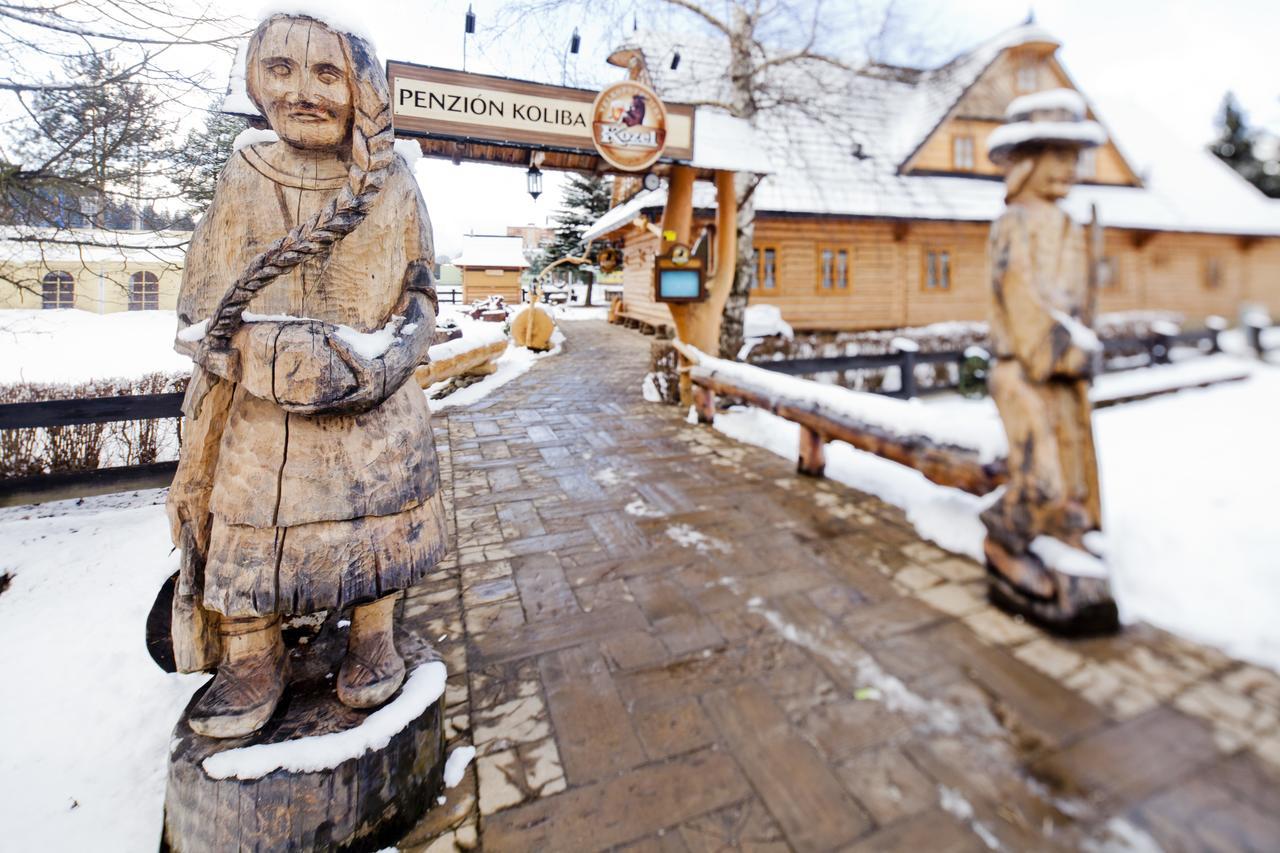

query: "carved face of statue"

left=251, top=18, right=352, bottom=151
left=1022, top=146, right=1079, bottom=201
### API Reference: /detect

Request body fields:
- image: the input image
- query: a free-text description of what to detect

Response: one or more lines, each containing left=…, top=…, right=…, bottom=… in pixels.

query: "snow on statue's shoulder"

left=201, top=662, right=447, bottom=780
left=1050, top=310, right=1102, bottom=353
left=232, top=128, right=279, bottom=152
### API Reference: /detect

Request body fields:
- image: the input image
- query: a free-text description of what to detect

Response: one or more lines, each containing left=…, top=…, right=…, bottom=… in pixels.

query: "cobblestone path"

left=399, top=319, right=1280, bottom=852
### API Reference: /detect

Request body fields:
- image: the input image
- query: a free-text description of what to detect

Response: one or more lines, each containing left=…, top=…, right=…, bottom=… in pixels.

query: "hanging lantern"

left=670, top=51, right=681, bottom=70
left=464, top=5, right=475, bottom=34
left=526, top=164, right=543, bottom=200
left=570, top=28, right=581, bottom=55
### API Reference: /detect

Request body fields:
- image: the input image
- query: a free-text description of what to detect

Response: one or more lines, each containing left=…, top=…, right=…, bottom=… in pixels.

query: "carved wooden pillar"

left=663, top=168, right=738, bottom=406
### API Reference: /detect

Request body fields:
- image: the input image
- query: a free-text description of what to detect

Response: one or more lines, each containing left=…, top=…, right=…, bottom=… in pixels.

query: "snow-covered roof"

left=452, top=235, right=529, bottom=269
left=591, top=25, right=1280, bottom=238
left=0, top=227, right=191, bottom=266
left=689, top=108, right=774, bottom=173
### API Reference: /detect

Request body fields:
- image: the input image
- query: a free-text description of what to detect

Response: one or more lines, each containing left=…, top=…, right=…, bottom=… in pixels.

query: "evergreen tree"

left=543, top=173, right=612, bottom=304
left=174, top=100, right=246, bottom=213
left=15, top=52, right=174, bottom=227
left=1210, top=92, right=1268, bottom=194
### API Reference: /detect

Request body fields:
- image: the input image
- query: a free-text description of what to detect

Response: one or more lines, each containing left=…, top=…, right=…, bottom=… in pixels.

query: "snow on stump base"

left=983, top=538, right=1119, bottom=637
left=163, top=616, right=446, bottom=852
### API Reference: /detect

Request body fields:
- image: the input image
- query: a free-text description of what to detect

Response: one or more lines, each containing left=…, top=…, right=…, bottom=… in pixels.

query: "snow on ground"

left=427, top=322, right=565, bottom=413
left=0, top=310, right=191, bottom=384
left=551, top=304, right=609, bottom=322
left=713, top=365, right=1280, bottom=671
left=0, top=489, right=208, bottom=851
left=1, top=307, right=561, bottom=412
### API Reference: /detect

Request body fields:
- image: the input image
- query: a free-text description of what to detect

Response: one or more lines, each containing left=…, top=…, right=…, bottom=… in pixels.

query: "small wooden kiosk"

left=454, top=234, right=530, bottom=304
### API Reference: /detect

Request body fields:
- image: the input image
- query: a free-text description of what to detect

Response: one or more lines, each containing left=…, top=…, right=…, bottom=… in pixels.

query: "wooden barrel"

left=162, top=612, right=446, bottom=852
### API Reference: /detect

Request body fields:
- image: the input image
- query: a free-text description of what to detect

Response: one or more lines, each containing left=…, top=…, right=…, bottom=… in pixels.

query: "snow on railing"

left=674, top=341, right=1009, bottom=496
left=415, top=323, right=509, bottom=389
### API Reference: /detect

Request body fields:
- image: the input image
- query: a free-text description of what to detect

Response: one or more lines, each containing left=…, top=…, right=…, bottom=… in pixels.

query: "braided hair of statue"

left=204, top=16, right=395, bottom=348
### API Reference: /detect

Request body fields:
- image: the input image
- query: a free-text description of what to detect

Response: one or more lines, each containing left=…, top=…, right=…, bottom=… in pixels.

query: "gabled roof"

left=452, top=234, right=529, bottom=269
left=593, top=25, right=1280, bottom=238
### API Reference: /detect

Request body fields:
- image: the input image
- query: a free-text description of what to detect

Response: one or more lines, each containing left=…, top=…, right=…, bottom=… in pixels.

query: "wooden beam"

left=684, top=366, right=1007, bottom=496
left=797, top=426, right=826, bottom=477
left=693, top=385, right=716, bottom=424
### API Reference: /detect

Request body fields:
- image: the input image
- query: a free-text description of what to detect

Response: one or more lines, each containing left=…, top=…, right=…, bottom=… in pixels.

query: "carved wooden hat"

left=987, top=88, right=1107, bottom=165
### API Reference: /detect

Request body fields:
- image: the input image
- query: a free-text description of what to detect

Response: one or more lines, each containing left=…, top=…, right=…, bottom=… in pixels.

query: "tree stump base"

left=162, top=611, right=446, bottom=852
left=984, top=538, right=1119, bottom=637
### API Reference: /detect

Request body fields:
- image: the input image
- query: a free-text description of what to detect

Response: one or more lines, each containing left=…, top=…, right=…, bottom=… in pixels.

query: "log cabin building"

left=453, top=234, right=530, bottom=304
left=585, top=23, right=1280, bottom=335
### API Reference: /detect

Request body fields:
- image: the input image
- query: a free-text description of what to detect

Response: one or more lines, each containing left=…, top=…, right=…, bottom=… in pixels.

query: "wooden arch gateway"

left=385, top=59, right=772, bottom=402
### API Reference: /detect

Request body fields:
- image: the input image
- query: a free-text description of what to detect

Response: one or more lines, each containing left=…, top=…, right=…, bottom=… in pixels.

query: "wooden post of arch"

left=661, top=166, right=738, bottom=408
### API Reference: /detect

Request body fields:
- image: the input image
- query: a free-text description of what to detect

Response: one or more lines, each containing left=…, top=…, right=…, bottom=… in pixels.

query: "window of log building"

left=1098, top=257, right=1119, bottom=290
left=923, top=249, right=952, bottom=291
left=754, top=246, right=777, bottom=290
left=1077, top=148, right=1097, bottom=180
left=129, top=271, right=159, bottom=310
left=818, top=246, right=850, bottom=291
left=41, top=271, right=74, bottom=309
left=1202, top=256, right=1224, bottom=291
left=952, top=135, right=975, bottom=171
left=1016, top=59, right=1039, bottom=92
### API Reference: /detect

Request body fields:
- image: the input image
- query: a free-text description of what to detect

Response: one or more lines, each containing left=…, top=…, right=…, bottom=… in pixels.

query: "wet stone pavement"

left=396, top=319, right=1280, bottom=852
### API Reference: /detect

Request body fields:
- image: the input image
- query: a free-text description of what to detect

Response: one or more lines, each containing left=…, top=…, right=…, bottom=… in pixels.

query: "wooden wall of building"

left=617, top=216, right=1280, bottom=333
left=904, top=48, right=1140, bottom=186
left=462, top=268, right=524, bottom=304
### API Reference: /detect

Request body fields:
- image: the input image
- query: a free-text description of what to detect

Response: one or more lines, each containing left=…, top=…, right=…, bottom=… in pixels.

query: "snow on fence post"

left=1149, top=320, right=1179, bottom=366
left=1205, top=315, right=1227, bottom=355
left=890, top=337, right=920, bottom=399
left=1244, top=320, right=1265, bottom=356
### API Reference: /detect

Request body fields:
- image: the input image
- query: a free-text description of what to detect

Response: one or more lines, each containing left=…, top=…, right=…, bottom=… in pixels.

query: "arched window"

left=129, top=271, right=159, bottom=311
left=41, top=271, right=75, bottom=309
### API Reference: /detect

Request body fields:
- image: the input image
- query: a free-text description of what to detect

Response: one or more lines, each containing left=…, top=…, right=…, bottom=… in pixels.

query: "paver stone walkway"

left=396, top=319, right=1280, bottom=852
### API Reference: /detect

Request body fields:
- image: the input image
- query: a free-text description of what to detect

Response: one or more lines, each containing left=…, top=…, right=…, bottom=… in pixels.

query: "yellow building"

left=588, top=24, right=1280, bottom=334
left=453, top=234, right=530, bottom=304
left=0, top=228, right=189, bottom=313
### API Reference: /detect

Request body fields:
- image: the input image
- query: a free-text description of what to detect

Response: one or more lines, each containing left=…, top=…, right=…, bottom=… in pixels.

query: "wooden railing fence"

left=0, top=392, right=185, bottom=506
left=753, top=325, right=1228, bottom=399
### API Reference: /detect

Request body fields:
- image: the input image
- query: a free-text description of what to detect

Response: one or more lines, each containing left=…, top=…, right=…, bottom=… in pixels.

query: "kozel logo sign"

left=591, top=80, right=668, bottom=171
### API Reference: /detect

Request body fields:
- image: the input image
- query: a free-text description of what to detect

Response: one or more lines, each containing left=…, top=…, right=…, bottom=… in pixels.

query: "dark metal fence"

left=0, top=392, right=184, bottom=506
left=754, top=325, right=1229, bottom=400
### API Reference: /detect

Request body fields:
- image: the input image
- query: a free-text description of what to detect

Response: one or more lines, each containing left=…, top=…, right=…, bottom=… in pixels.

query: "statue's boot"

left=189, top=615, right=286, bottom=738
left=338, top=593, right=406, bottom=709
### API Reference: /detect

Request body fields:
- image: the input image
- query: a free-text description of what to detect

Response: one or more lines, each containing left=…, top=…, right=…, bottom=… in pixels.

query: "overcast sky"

left=198, top=0, right=1280, bottom=254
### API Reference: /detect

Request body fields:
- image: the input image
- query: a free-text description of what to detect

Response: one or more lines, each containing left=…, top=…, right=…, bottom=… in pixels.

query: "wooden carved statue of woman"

left=981, top=89, right=1119, bottom=635
left=165, top=13, right=446, bottom=738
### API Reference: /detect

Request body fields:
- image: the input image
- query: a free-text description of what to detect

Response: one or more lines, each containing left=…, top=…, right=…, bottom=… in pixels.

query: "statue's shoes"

left=337, top=637, right=406, bottom=710
left=189, top=631, right=286, bottom=739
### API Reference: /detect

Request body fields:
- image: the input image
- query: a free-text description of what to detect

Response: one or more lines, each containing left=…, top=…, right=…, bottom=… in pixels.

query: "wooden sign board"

left=654, top=248, right=705, bottom=303
left=386, top=61, right=694, bottom=167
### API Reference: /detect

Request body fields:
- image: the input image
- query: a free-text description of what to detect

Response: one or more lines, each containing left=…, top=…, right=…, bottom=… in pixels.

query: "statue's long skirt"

left=201, top=491, right=448, bottom=617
